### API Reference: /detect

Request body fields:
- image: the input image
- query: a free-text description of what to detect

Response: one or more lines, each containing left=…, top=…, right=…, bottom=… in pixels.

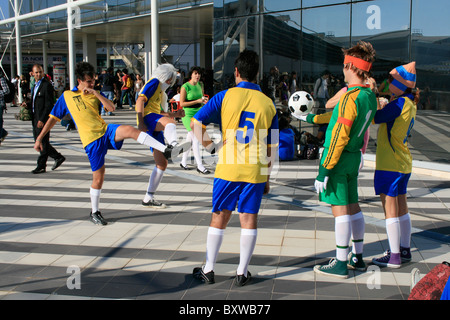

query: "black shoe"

left=142, top=198, right=166, bottom=209
left=0, top=131, right=8, bottom=142
left=193, top=267, right=215, bottom=284
left=31, top=167, right=46, bottom=174
left=235, top=271, right=251, bottom=287
left=163, top=145, right=173, bottom=160
left=197, top=167, right=211, bottom=174
left=52, top=156, right=66, bottom=170
left=89, top=211, right=108, bottom=225
left=180, top=163, right=192, bottom=170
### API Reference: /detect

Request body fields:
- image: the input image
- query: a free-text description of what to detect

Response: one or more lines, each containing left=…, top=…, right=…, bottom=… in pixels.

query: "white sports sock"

left=181, top=132, right=193, bottom=167
left=350, top=211, right=365, bottom=254
left=192, top=134, right=205, bottom=172
left=399, top=213, right=411, bottom=248
left=335, top=215, right=351, bottom=262
left=137, top=132, right=166, bottom=153
left=386, top=217, right=401, bottom=254
left=237, top=229, right=257, bottom=277
left=164, top=123, right=178, bottom=146
left=203, top=227, right=224, bottom=273
left=90, top=187, right=101, bottom=213
left=144, top=167, right=165, bottom=201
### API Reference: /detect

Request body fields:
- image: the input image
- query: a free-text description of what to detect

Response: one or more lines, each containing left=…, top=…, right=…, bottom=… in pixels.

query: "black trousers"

left=32, top=120, right=63, bottom=169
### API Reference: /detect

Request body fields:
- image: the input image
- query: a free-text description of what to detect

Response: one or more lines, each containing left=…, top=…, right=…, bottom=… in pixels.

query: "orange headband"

left=344, top=55, right=372, bottom=72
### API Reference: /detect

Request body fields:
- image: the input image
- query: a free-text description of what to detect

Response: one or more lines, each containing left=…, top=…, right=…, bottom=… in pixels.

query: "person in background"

left=179, top=66, right=210, bottom=174
left=27, top=64, right=65, bottom=174
left=0, top=72, right=11, bottom=145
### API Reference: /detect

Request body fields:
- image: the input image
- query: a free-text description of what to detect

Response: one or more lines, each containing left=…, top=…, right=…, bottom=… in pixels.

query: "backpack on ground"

left=408, top=261, right=450, bottom=300
left=15, top=106, right=32, bottom=121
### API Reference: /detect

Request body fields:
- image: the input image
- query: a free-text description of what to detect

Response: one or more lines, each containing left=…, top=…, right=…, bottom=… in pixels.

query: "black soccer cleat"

left=235, top=271, right=252, bottom=287
left=193, top=267, right=215, bottom=284
left=89, top=211, right=108, bottom=226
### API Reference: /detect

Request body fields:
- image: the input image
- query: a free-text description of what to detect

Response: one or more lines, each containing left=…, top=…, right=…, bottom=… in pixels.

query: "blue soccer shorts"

left=85, top=124, right=123, bottom=172
left=143, top=113, right=165, bottom=147
left=212, top=178, right=266, bottom=214
left=374, top=170, right=411, bottom=197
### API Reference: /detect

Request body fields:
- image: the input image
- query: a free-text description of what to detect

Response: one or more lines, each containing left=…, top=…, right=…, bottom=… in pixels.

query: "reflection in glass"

left=411, top=0, right=450, bottom=111
left=301, top=4, right=350, bottom=95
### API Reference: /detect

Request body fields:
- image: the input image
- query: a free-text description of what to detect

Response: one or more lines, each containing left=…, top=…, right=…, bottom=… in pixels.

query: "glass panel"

left=301, top=4, right=350, bottom=99
left=351, top=0, right=410, bottom=64
left=263, top=0, right=300, bottom=13
left=223, top=0, right=258, bottom=18
left=302, top=0, right=349, bottom=8
left=214, top=15, right=258, bottom=88
left=411, top=0, right=450, bottom=112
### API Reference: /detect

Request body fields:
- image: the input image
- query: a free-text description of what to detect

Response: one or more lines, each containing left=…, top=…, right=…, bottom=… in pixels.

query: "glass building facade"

left=213, top=0, right=450, bottom=112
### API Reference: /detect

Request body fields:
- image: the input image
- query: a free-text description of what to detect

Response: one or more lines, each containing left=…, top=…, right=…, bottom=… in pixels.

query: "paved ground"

left=0, top=106, right=448, bottom=303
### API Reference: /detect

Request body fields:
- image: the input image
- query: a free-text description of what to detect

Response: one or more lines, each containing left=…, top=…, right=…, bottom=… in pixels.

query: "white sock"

left=143, top=167, right=164, bottom=201
left=203, top=227, right=224, bottom=273
left=386, top=217, right=401, bottom=254
left=164, top=123, right=178, bottom=146
left=137, top=132, right=166, bottom=153
left=237, top=229, right=257, bottom=277
left=335, top=215, right=351, bottom=262
left=90, top=187, right=101, bottom=213
left=192, top=134, right=205, bottom=172
left=181, top=132, right=193, bottom=167
left=399, top=213, right=411, bottom=248
left=350, top=211, right=365, bottom=254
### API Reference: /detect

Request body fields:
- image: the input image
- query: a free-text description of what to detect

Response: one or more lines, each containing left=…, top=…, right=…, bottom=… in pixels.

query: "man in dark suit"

left=28, top=64, right=65, bottom=174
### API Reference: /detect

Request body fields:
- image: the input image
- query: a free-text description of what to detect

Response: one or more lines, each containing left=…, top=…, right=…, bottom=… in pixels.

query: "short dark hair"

left=235, top=49, right=259, bottom=82
left=75, top=62, right=95, bottom=81
left=188, top=66, right=203, bottom=80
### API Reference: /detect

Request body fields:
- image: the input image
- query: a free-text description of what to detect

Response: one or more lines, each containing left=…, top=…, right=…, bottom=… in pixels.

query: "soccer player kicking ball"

left=190, top=50, right=278, bottom=286
left=34, top=62, right=173, bottom=226
left=307, top=42, right=377, bottom=278
left=135, top=63, right=187, bottom=209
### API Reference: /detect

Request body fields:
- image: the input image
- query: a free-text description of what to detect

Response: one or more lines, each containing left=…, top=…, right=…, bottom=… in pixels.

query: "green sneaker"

left=314, top=258, right=348, bottom=279
left=347, top=253, right=366, bottom=271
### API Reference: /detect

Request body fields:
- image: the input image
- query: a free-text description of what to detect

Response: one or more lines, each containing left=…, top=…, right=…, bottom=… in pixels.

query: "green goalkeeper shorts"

left=319, top=150, right=361, bottom=206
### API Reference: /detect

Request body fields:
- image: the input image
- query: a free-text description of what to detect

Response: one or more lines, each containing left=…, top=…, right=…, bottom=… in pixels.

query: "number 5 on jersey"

left=236, top=111, right=255, bottom=144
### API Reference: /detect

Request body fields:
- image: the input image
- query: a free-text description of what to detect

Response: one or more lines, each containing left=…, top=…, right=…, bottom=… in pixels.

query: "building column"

left=10, top=42, right=15, bottom=80
left=200, top=37, right=212, bottom=70
left=14, top=0, right=23, bottom=103
left=151, top=0, right=159, bottom=71
left=144, top=25, right=152, bottom=80
left=106, top=43, right=111, bottom=68
left=67, top=0, right=76, bottom=89
left=82, top=33, right=97, bottom=71
left=42, top=40, right=48, bottom=74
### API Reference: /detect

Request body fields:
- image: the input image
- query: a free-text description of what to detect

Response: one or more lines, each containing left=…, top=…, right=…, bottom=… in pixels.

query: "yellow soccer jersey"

left=374, top=93, right=416, bottom=174
left=50, top=88, right=107, bottom=147
left=193, top=81, right=278, bottom=184
left=138, top=78, right=162, bottom=116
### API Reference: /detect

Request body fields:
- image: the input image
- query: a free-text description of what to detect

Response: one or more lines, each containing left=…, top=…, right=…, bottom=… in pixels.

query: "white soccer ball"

left=288, top=91, right=314, bottom=117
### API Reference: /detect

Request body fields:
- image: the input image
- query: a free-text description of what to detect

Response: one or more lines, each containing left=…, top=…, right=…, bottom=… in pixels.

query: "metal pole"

left=14, top=0, right=23, bottom=104
left=151, top=0, right=159, bottom=72
left=67, top=0, right=76, bottom=89
left=42, top=41, right=48, bottom=75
